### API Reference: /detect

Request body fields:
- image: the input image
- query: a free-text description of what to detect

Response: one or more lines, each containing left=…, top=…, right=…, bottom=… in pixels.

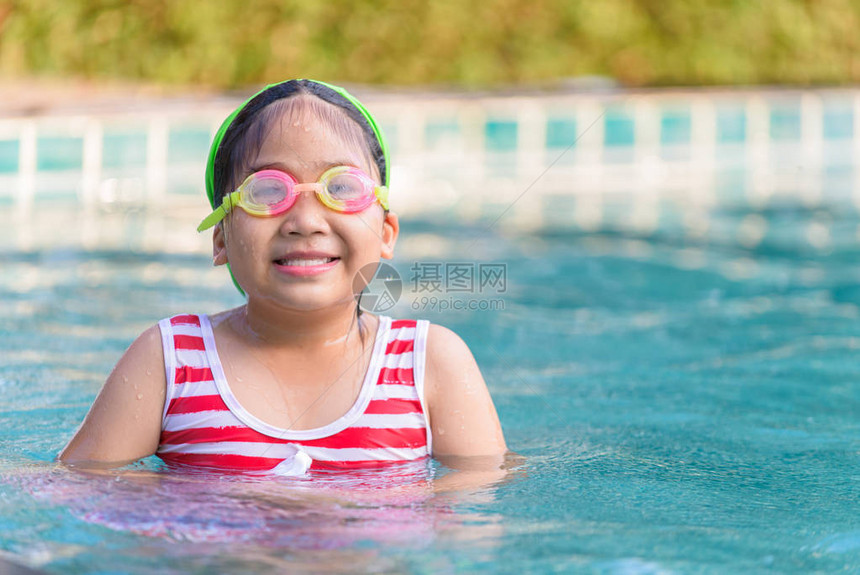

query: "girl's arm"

left=424, top=323, right=507, bottom=466
left=59, top=325, right=166, bottom=466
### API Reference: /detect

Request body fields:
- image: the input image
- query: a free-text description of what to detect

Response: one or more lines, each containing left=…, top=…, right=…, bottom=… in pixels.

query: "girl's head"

left=203, top=79, right=398, bottom=311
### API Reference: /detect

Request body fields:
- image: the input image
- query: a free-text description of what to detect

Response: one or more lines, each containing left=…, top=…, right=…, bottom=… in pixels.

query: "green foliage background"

left=0, top=0, right=858, bottom=89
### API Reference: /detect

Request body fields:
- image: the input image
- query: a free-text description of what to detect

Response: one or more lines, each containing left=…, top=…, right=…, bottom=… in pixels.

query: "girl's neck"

left=231, top=300, right=370, bottom=349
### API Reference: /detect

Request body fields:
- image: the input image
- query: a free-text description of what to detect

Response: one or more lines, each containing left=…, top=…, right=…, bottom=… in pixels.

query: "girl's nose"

left=279, top=187, right=331, bottom=236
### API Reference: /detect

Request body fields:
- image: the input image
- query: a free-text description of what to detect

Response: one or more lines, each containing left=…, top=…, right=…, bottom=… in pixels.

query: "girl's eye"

left=248, top=179, right=288, bottom=207
left=326, top=174, right=365, bottom=200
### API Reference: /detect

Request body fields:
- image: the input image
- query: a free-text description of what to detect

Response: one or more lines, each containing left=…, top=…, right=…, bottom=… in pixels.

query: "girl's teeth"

left=279, top=258, right=332, bottom=266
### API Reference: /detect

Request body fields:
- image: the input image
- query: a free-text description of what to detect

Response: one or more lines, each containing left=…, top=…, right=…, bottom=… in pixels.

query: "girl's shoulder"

left=412, top=320, right=508, bottom=458
left=423, top=322, right=477, bottom=368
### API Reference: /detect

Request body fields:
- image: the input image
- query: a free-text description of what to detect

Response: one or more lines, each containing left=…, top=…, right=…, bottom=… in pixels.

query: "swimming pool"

left=1, top=182, right=858, bottom=573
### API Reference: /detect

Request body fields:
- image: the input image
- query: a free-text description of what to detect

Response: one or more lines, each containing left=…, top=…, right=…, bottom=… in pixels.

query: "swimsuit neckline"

left=198, top=314, right=391, bottom=441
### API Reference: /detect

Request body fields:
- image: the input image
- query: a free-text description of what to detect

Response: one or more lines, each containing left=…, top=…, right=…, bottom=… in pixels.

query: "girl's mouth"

left=272, top=255, right=340, bottom=276
left=274, top=257, right=338, bottom=266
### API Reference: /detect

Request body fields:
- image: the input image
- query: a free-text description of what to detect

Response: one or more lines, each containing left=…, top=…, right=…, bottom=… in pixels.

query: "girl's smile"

left=272, top=251, right=340, bottom=276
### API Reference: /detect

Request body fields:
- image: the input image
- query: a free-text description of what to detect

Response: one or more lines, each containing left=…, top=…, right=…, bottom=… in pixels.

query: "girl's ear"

left=213, top=224, right=228, bottom=266
left=380, top=211, right=399, bottom=260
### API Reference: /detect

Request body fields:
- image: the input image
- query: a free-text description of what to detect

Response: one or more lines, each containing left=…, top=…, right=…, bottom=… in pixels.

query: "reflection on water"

left=4, top=461, right=509, bottom=573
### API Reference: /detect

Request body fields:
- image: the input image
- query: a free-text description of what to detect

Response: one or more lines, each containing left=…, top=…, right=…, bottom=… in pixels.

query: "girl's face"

left=213, top=105, right=398, bottom=313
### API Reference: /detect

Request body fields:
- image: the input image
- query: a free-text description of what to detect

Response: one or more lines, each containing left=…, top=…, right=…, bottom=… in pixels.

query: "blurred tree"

left=0, top=0, right=857, bottom=88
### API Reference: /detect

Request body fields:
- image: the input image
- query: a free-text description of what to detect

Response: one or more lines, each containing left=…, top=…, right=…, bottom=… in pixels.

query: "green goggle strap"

left=197, top=191, right=239, bottom=232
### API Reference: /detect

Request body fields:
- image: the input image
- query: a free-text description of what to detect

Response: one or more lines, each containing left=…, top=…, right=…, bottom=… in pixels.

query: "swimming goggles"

left=197, top=166, right=389, bottom=231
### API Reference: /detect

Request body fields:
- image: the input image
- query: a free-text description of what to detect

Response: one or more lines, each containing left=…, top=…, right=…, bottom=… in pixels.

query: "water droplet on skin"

left=136, top=393, right=144, bottom=400
left=122, top=376, right=128, bottom=383
left=145, top=370, right=151, bottom=376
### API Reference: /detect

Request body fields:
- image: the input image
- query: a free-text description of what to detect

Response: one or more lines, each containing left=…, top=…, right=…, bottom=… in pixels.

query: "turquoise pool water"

left=0, top=199, right=859, bottom=573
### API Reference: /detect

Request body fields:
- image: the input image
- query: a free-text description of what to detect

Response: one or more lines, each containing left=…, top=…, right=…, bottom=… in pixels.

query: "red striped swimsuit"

left=156, top=314, right=431, bottom=473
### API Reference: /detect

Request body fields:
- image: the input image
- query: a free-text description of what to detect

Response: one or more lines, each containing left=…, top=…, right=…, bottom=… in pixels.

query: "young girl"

left=60, top=79, right=507, bottom=475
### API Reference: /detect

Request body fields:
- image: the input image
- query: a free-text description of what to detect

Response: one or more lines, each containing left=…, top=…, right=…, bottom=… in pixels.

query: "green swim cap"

left=202, top=79, right=391, bottom=297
